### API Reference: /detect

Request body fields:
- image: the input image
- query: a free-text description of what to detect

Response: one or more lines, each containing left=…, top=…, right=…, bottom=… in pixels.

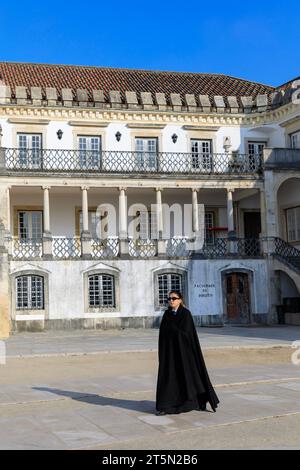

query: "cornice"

left=0, top=105, right=244, bottom=126
left=0, top=101, right=299, bottom=127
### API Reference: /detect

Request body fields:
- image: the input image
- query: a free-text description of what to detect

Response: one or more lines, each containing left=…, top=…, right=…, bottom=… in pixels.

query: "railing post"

left=261, top=236, right=276, bottom=256
left=42, top=234, right=52, bottom=259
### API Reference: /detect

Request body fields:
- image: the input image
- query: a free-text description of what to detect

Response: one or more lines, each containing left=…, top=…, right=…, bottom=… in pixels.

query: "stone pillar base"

left=81, top=232, right=92, bottom=257
left=43, top=233, right=52, bottom=257
left=119, top=238, right=129, bottom=255
left=157, top=239, right=166, bottom=255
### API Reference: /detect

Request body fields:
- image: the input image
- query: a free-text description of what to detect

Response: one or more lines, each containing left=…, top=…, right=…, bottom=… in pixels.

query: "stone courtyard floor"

left=1, top=325, right=300, bottom=449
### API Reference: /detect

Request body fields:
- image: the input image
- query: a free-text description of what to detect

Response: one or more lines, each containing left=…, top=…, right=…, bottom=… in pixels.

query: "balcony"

left=7, top=236, right=264, bottom=260
left=2, top=149, right=263, bottom=176
left=264, top=148, right=300, bottom=169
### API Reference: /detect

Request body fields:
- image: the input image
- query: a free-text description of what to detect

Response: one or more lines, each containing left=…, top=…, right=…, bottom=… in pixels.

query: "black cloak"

left=156, top=304, right=219, bottom=414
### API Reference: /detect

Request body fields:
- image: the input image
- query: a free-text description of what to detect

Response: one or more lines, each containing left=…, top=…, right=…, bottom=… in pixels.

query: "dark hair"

left=168, top=290, right=185, bottom=306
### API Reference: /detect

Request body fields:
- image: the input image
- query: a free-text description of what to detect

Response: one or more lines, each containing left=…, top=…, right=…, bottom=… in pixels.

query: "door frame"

left=240, top=209, right=261, bottom=238
left=221, top=268, right=254, bottom=324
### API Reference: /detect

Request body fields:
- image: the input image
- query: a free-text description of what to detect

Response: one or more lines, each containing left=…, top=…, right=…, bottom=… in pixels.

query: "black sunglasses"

left=167, top=296, right=180, bottom=301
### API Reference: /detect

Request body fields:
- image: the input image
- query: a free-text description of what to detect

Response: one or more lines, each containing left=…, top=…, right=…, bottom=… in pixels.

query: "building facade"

left=0, top=62, right=299, bottom=336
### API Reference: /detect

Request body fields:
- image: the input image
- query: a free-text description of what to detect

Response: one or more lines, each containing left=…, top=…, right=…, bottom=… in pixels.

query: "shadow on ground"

left=33, top=387, right=155, bottom=414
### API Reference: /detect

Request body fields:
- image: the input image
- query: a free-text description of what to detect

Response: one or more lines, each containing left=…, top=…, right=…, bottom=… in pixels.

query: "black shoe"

left=199, top=403, right=207, bottom=411
left=156, top=411, right=166, bottom=416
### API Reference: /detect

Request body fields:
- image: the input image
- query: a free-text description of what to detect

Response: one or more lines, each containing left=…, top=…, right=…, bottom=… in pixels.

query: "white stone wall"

left=0, top=117, right=278, bottom=154
left=10, top=258, right=270, bottom=324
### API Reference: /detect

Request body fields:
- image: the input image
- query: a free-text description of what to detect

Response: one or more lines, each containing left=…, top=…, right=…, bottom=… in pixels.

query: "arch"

left=219, top=267, right=254, bottom=324
left=274, top=174, right=300, bottom=195
left=276, top=176, right=300, bottom=242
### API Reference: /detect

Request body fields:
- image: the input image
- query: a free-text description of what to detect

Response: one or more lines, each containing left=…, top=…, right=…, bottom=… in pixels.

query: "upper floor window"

left=88, top=274, right=115, bottom=308
left=78, top=210, right=108, bottom=238
left=205, top=211, right=215, bottom=245
left=136, top=209, right=158, bottom=239
left=16, top=274, right=44, bottom=310
left=135, top=137, right=158, bottom=170
left=290, top=131, right=300, bottom=149
left=191, top=139, right=212, bottom=171
left=18, top=133, right=42, bottom=168
left=248, top=141, right=266, bottom=169
left=248, top=142, right=266, bottom=156
left=18, top=210, right=43, bottom=241
left=286, top=206, right=300, bottom=242
left=78, top=136, right=101, bottom=169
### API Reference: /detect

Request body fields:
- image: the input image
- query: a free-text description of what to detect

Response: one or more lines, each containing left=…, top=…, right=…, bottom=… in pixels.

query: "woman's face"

left=168, top=292, right=181, bottom=309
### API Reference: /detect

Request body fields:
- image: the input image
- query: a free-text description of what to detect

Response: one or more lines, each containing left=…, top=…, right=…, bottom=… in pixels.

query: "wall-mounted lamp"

left=115, top=131, right=122, bottom=142
left=57, top=129, right=63, bottom=140
left=171, top=133, right=178, bottom=143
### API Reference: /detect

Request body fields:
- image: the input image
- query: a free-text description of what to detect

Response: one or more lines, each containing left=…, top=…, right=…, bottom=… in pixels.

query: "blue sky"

left=1, top=0, right=299, bottom=86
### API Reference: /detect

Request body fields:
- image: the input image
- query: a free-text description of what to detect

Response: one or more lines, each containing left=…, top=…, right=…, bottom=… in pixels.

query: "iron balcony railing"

left=272, top=237, right=300, bottom=273
left=3, top=149, right=263, bottom=175
left=8, top=236, right=264, bottom=259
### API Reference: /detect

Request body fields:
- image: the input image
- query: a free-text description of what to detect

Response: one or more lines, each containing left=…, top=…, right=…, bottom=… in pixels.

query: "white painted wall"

left=10, top=258, right=270, bottom=321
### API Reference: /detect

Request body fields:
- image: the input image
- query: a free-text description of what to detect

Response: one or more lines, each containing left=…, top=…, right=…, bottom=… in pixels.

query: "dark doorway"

left=225, top=272, right=251, bottom=324
left=244, top=212, right=261, bottom=238
left=243, top=212, right=261, bottom=255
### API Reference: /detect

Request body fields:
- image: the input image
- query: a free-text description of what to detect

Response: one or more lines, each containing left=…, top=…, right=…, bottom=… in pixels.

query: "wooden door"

left=225, top=272, right=250, bottom=323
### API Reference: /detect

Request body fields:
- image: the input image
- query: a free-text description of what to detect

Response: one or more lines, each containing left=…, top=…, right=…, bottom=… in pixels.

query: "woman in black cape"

left=156, top=290, right=219, bottom=415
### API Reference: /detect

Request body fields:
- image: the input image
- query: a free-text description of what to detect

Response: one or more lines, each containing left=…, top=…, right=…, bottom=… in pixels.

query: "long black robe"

left=156, top=304, right=219, bottom=414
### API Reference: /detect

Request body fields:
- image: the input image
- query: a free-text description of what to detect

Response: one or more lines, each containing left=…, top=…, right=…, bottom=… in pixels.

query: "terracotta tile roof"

left=0, top=61, right=275, bottom=104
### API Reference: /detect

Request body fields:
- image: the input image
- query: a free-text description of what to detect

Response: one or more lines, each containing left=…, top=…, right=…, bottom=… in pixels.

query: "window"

left=16, top=275, right=44, bottom=309
left=205, top=211, right=215, bottom=245
left=18, top=211, right=43, bottom=240
left=286, top=207, right=300, bottom=242
left=88, top=274, right=115, bottom=308
left=248, top=142, right=266, bottom=169
left=157, top=273, right=183, bottom=307
left=191, top=139, right=212, bottom=171
left=135, top=138, right=158, bottom=170
left=290, top=131, right=300, bottom=149
left=78, top=136, right=101, bottom=169
left=18, top=134, right=42, bottom=168
left=137, top=210, right=158, bottom=239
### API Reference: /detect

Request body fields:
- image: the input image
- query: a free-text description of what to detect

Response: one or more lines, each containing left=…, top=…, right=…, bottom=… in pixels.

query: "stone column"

left=260, top=186, right=274, bottom=255
left=0, top=184, right=11, bottom=338
left=42, top=186, right=52, bottom=258
left=43, top=186, right=51, bottom=234
left=0, top=124, right=5, bottom=172
left=81, top=186, right=91, bottom=257
left=227, top=188, right=237, bottom=254
left=192, top=188, right=199, bottom=233
left=227, top=189, right=235, bottom=233
left=260, top=188, right=267, bottom=236
left=6, top=186, right=12, bottom=255
left=156, top=187, right=166, bottom=255
left=119, top=187, right=128, bottom=255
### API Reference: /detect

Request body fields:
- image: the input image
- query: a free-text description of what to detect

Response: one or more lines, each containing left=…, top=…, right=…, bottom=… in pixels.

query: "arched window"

left=157, top=273, right=183, bottom=307
left=16, top=275, right=44, bottom=309
left=88, top=274, right=115, bottom=308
